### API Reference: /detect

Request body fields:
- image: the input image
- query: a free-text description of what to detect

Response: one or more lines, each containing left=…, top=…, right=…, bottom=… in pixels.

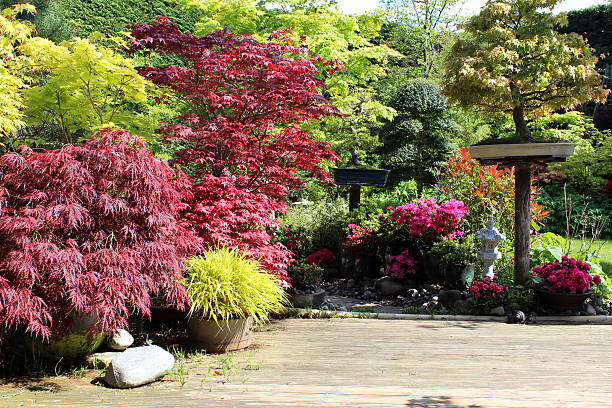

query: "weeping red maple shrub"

left=127, top=19, right=341, bottom=283
left=0, top=129, right=201, bottom=341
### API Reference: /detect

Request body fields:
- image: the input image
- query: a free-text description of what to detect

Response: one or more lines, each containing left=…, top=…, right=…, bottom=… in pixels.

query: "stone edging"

left=286, top=308, right=612, bottom=325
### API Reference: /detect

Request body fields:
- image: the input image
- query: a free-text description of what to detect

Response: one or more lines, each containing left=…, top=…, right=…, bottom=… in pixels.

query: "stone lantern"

left=475, top=217, right=505, bottom=279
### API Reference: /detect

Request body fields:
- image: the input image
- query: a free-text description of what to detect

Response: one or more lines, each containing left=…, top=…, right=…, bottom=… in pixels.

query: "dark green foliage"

left=536, top=182, right=612, bottom=238
left=1, top=0, right=200, bottom=42
left=558, top=4, right=612, bottom=66
left=380, top=80, right=456, bottom=192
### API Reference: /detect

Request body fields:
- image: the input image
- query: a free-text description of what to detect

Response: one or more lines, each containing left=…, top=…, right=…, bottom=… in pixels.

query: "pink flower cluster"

left=390, top=198, right=467, bottom=241
left=385, top=250, right=417, bottom=278
left=306, top=248, right=336, bottom=267
left=533, top=256, right=601, bottom=294
left=470, top=276, right=508, bottom=302
left=345, top=224, right=378, bottom=254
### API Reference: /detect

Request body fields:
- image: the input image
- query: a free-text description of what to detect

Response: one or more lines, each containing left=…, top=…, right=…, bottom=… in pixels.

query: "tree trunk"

left=514, top=162, right=531, bottom=284
left=512, top=104, right=532, bottom=143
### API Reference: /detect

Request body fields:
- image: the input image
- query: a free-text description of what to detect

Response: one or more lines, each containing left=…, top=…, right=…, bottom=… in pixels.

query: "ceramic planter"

left=354, top=254, right=382, bottom=279
left=290, top=289, right=326, bottom=308
left=27, top=313, right=105, bottom=361
left=187, top=316, right=254, bottom=353
left=536, top=289, right=593, bottom=311
left=468, top=143, right=576, bottom=163
left=442, top=263, right=475, bottom=290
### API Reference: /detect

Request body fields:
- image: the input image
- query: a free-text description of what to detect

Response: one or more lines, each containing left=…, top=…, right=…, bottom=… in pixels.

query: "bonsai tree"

left=442, top=0, right=610, bottom=283
left=442, top=0, right=609, bottom=143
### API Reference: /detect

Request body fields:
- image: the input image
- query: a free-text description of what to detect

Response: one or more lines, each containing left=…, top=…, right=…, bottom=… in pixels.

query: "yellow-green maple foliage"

left=0, top=4, right=36, bottom=137
left=442, top=0, right=609, bottom=140
left=21, top=37, right=151, bottom=144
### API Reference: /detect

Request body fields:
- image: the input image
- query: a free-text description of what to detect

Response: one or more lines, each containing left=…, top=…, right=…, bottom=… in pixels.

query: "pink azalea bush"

left=470, top=276, right=508, bottom=307
left=345, top=224, right=379, bottom=255
left=385, top=250, right=418, bottom=278
left=533, top=256, right=601, bottom=294
left=389, top=198, right=468, bottom=244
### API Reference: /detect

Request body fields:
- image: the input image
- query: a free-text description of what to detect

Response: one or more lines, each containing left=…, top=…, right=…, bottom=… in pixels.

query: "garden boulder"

left=375, top=276, right=405, bottom=297
left=107, top=329, right=134, bottom=351
left=438, top=290, right=462, bottom=308
left=105, top=345, right=174, bottom=388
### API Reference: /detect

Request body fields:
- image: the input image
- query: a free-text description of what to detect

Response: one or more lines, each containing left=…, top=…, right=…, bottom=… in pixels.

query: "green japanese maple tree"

left=21, top=36, right=151, bottom=145
left=442, top=0, right=609, bottom=142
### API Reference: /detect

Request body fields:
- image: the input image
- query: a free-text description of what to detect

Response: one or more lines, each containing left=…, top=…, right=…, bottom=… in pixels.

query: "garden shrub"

left=0, top=129, right=200, bottom=340
left=434, top=149, right=549, bottom=243
left=127, top=21, right=340, bottom=282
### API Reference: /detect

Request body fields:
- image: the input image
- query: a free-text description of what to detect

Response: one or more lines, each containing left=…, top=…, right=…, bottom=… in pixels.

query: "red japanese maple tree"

left=127, top=19, right=340, bottom=282
left=0, top=130, right=200, bottom=340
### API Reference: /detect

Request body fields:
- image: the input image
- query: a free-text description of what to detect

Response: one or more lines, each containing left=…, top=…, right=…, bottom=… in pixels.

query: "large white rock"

left=105, top=345, right=174, bottom=388
left=107, top=329, right=134, bottom=351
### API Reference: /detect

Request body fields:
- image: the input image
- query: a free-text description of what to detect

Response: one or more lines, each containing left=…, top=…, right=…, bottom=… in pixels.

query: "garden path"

left=1, top=318, right=611, bottom=408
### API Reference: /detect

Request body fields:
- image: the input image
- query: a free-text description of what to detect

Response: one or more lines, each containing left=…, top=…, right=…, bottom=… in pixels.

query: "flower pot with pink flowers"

left=532, top=257, right=602, bottom=311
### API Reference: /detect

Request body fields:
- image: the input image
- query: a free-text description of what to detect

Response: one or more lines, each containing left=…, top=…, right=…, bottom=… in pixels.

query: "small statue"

left=475, top=217, right=505, bottom=279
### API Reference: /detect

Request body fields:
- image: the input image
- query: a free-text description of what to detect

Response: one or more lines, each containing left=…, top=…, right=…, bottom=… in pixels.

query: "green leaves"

left=442, top=0, right=609, bottom=123
left=20, top=37, right=152, bottom=144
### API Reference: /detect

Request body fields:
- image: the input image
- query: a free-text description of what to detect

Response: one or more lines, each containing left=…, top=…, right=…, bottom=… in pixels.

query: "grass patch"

left=567, top=238, right=611, bottom=277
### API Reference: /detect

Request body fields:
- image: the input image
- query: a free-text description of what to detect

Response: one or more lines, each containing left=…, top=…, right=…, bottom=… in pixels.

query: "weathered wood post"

left=514, top=162, right=532, bottom=283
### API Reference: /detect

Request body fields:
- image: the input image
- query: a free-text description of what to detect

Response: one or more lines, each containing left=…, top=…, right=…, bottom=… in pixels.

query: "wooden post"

left=349, top=184, right=361, bottom=212
left=514, top=162, right=531, bottom=283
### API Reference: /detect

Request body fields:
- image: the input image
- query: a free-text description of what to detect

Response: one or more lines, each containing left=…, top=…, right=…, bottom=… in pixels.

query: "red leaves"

left=0, top=129, right=201, bottom=340
left=129, top=21, right=341, bottom=282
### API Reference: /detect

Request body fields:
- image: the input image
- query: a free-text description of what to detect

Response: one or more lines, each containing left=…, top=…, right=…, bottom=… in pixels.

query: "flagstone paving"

left=1, top=318, right=611, bottom=407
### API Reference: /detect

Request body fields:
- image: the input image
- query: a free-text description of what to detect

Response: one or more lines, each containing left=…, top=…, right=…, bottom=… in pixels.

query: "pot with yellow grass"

left=183, top=248, right=288, bottom=353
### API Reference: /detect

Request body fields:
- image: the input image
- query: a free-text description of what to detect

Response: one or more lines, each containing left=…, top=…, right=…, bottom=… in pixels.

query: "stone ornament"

left=475, top=217, right=505, bottom=279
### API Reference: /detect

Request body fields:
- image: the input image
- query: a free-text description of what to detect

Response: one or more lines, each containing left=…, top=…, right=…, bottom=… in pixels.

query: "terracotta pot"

left=290, top=290, right=326, bottom=308
left=536, top=289, right=593, bottom=311
left=187, top=316, right=253, bottom=353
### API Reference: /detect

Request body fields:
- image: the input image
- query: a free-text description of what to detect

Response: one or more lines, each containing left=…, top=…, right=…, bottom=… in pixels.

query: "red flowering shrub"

left=385, top=250, right=417, bottom=278
left=470, top=277, right=508, bottom=308
left=436, top=149, right=549, bottom=239
left=127, top=20, right=340, bottom=283
left=306, top=248, right=336, bottom=268
left=0, top=130, right=200, bottom=340
left=533, top=256, right=601, bottom=294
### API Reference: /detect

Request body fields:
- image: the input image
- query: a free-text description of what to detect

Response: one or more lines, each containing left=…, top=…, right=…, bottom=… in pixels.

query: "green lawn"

left=567, top=238, right=612, bottom=278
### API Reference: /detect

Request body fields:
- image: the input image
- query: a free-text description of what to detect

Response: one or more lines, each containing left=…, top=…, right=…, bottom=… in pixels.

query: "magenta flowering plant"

left=532, top=256, right=601, bottom=294
left=385, top=198, right=468, bottom=245
left=469, top=276, right=508, bottom=308
left=385, top=250, right=418, bottom=278
left=345, top=224, right=380, bottom=255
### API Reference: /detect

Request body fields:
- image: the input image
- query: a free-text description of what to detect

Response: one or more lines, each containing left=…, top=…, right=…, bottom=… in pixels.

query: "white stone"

left=85, top=351, right=122, bottom=368
left=107, top=329, right=134, bottom=351
left=105, top=345, right=174, bottom=388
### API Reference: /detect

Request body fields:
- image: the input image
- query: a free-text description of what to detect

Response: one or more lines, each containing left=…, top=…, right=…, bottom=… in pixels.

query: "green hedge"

left=59, top=0, right=200, bottom=39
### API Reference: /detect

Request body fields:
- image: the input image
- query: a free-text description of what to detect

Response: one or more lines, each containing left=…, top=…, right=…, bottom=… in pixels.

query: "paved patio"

left=1, top=318, right=611, bottom=407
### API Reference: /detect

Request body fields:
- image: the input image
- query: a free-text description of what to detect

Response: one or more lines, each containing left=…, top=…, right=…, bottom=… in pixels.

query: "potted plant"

left=183, top=248, right=288, bottom=353
left=429, top=235, right=479, bottom=289
left=345, top=223, right=382, bottom=279
left=532, top=256, right=602, bottom=311
left=380, top=198, right=469, bottom=282
left=287, top=260, right=326, bottom=308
